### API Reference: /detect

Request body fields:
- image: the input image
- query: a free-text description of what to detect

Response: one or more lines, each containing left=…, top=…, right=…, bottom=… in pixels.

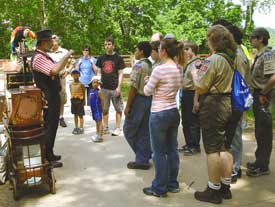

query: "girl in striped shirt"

left=143, top=38, right=184, bottom=197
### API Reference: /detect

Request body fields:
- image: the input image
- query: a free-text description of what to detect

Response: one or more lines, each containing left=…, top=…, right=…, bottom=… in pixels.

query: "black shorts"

left=71, top=98, right=85, bottom=116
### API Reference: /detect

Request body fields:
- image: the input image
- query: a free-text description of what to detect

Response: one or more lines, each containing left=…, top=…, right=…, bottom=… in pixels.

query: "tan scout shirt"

left=250, top=47, right=275, bottom=89
left=235, top=46, right=250, bottom=82
left=182, top=57, right=202, bottom=91
left=198, top=54, right=233, bottom=94
left=130, top=58, right=152, bottom=95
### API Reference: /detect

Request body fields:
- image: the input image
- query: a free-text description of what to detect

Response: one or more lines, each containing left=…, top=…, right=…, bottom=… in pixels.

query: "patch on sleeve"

left=263, top=51, right=275, bottom=75
left=194, top=59, right=203, bottom=69
left=199, top=59, right=210, bottom=72
left=133, top=63, right=142, bottom=70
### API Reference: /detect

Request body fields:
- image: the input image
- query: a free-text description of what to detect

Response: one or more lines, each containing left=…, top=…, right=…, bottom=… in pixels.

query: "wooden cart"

left=4, top=124, right=56, bottom=200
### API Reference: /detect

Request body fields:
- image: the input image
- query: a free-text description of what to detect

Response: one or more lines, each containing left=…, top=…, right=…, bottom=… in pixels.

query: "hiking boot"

left=168, top=187, right=180, bottom=193
left=194, top=186, right=222, bottom=204
left=112, top=128, right=121, bottom=136
left=127, top=161, right=150, bottom=170
left=143, top=187, right=167, bottom=198
left=47, top=154, right=62, bottom=162
left=246, top=161, right=258, bottom=170
left=183, top=147, right=201, bottom=156
left=50, top=161, right=63, bottom=168
left=72, top=128, right=79, bottom=135
left=220, top=183, right=232, bottom=199
left=179, top=145, right=189, bottom=152
left=103, top=127, right=110, bottom=134
left=246, top=167, right=270, bottom=177
left=59, top=118, right=67, bottom=127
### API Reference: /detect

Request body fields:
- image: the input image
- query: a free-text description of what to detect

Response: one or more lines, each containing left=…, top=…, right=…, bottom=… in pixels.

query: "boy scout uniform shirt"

left=250, top=47, right=275, bottom=89
left=182, top=57, right=202, bottom=91
left=197, top=54, right=233, bottom=94
left=130, top=59, right=152, bottom=95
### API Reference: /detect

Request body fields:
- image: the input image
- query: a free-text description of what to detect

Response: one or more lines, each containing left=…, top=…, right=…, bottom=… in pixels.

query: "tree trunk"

left=243, top=0, right=257, bottom=33
left=40, top=0, right=46, bottom=29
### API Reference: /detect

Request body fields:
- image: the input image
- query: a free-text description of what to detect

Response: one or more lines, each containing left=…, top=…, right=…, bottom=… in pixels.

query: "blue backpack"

left=231, top=69, right=253, bottom=111
left=217, top=53, right=253, bottom=112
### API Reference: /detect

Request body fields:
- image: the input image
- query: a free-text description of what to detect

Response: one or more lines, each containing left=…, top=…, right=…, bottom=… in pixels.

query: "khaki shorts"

left=101, top=88, right=124, bottom=114
left=199, top=95, right=231, bottom=154
left=59, top=77, right=67, bottom=104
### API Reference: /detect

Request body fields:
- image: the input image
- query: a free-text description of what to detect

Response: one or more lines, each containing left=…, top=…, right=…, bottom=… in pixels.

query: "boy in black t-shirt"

left=95, top=37, right=125, bottom=136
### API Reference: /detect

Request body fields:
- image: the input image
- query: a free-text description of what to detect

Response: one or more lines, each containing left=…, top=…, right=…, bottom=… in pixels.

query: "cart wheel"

left=49, top=170, right=56, bottom=194
left=11, top=178, right=20, bottom=201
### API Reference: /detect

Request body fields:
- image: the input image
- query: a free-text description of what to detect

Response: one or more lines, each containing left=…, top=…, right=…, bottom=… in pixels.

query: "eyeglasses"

left=104, top=43, right=112, bottom=46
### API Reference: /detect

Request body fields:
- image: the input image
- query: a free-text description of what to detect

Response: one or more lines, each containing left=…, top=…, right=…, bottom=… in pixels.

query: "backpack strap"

left=216, top=53, right=235, bottom=71
left=78, top=56, right=96, bottom=74
left=209, top=53, right=234, bottom=94
left=183, top=57, right=202, bottom=74
left=143, top=58, right=152, bottom=68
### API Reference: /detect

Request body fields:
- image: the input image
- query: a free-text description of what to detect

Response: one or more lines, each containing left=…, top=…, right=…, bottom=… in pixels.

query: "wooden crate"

left=5, top=72, right=34, bottom=90
left=6, top=86, right=43, bottom=127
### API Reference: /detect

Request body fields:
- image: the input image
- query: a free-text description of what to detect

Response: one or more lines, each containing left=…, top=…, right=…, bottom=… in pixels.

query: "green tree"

left=102, top=0, right=163, bottom=54
left=154, top=0, right=242, bottom=52
left=235, top=0, right=275, bottom=33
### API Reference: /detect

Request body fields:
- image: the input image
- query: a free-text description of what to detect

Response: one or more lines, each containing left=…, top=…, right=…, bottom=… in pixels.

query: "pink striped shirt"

left=32, top=49, right=56, bottom=76
left=144, top=63, right=182, bottom=112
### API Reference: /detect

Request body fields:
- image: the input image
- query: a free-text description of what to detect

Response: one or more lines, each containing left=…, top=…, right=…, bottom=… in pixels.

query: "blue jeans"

left=149, top=108, right=180, bottom=194
left=231, top=119, right=243, bottom=174
left=123, top=95, right=152, bottom=165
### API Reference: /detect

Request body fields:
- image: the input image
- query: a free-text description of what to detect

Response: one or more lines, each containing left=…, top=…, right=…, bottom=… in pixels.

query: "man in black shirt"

left=96, top=37, right=125, bottom=136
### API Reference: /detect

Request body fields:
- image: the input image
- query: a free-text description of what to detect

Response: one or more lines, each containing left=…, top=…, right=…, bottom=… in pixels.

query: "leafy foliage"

left=0, top=0, right=274, bottom=58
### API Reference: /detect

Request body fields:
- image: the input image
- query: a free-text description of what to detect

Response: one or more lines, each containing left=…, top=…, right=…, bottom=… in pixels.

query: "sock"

left=208, top=181, right=221, bottom=190
left=221, top=177, right=231, bottom=186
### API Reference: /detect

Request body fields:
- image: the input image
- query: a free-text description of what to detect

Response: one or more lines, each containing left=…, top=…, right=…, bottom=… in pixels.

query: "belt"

left=137, top=93, right=152, bottom=98
left=204, top=92, right=231, bottom=96
left=253, top=88, right=261, bottom=93
left=182, top=90, right=195, bottom=93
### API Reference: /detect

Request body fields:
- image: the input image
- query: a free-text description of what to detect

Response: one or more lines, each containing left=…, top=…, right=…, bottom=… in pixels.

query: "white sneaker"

left=111, top=128, right=121, bottom=136
left=91, top=135, right=103, bottom=143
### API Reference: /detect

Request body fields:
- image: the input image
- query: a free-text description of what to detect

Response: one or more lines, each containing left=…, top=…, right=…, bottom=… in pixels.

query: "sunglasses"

left=83, top=49, right=89, bottom=52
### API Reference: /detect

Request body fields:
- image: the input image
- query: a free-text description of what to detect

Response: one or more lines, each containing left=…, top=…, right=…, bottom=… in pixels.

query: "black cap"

left=71, top=69, right=80, bottom=75
left=36, top=29, right=53, bottom=41
left=250, top=27, right=270, bottom=39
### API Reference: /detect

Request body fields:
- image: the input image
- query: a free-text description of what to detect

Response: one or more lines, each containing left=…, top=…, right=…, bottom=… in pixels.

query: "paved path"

left=1, top=104, right=275, bottom=207
left=0, top=74, right=274, bottom=206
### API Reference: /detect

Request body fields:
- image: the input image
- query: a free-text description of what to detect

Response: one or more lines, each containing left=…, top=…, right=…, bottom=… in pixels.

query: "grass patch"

left=121, top=79, right=130, bottom=101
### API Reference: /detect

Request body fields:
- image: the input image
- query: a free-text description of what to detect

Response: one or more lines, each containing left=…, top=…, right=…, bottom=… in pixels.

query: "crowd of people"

left=29, top=19, right=275, bottom=205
